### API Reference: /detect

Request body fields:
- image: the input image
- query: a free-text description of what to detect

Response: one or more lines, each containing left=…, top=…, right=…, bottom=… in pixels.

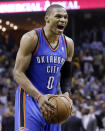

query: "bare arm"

left=14, top=30, right=55, bottom=116
left=65, top=36, right=74, bottom=62
left=13, top=30, right=41, bottom=100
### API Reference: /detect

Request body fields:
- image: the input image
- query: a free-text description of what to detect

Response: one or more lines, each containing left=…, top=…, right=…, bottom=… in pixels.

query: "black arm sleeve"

left=60, top=61, right=72, bottom=95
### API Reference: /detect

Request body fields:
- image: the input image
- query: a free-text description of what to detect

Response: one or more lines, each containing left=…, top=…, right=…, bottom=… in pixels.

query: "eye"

left=64, top=15, right=68, bottom=19
left=64, top=16, right=67, bottom=19
left=55, top=15, right=62, bottom=18
left=55, top=14, right=68, bottom=19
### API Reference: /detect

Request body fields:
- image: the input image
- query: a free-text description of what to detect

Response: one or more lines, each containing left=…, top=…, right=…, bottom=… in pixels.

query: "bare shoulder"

left=20, top=30, right=38, bottom=54
left=64, top=35, right=74, bottom=48
left=14, top=30, right=38, bottom=73
left=64, top=35, right=74, bottom=61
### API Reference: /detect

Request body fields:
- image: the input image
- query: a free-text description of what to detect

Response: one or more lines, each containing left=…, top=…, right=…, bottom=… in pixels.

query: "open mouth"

left=57, top=25, right=64, bottom=30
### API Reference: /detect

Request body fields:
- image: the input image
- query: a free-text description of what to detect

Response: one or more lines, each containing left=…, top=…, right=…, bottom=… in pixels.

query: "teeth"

left=57, top=25, right=64, bottom=30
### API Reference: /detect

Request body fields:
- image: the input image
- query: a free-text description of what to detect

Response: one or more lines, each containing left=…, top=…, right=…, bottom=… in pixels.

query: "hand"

left=38, top=94, right=56, bottom=118
left=59, top=92, right=74, bottom=114
left=63, top=92, right=76, bottom=114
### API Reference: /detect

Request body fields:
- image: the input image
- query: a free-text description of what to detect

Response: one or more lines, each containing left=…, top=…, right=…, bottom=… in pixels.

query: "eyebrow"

left=55, top=13, right=68, bottom=17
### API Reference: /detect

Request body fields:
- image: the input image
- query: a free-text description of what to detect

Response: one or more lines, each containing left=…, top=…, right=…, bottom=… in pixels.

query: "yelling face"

left=45, top=7, right=68, bottom=35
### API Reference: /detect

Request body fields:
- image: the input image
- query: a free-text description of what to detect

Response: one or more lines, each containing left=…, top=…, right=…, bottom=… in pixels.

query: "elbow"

left=13, top=69, right=20, bottom=82
left=13, top=69, right=25, bottom=83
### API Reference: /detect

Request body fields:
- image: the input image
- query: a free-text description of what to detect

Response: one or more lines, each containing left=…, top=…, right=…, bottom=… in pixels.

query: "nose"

left=60, top=17, right=65, bottom=22
left=59, top=17, right=67, bottom=23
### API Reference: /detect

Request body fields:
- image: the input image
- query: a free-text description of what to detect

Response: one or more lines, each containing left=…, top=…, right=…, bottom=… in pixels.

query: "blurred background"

left=0, top=0, right=105, bottom=131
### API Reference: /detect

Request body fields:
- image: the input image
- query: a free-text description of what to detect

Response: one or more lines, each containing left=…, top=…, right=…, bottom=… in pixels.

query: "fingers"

left=69, top=99, right=73, bottom=108
left=64, top=92, right=69, bottom=97
left=69, top=99, right=76, bottom=116
left=60, top=93, right=73, bottom=110
left=71, top=107, right=76, bottom=114
left=46, top=94, right=57, bottom=109
left=40, top=106, right=47, bottom=116
left=45, top=100, right=56, bottom=109
left=40, top=104, right=50, bottom=116
left=60, top=94, right=74, bottom=113
left=40, top=102, right=54, bottom=118
left=38, top=94, right=57, bottom=119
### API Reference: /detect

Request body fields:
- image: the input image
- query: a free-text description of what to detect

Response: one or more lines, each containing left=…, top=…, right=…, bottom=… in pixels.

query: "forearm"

left=14, top=71, right=41, bottom=100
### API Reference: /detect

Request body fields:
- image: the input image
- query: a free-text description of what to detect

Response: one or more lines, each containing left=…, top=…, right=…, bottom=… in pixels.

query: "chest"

left=36, top=35, right=66, bottom=59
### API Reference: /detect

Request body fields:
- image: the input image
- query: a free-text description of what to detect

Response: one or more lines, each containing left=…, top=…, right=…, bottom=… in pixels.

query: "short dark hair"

left=45, top=4, right=64, bottom=16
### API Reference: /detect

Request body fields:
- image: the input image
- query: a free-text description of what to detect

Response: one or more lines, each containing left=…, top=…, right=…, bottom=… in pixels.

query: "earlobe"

left=45, top=15, right=49, bottom=23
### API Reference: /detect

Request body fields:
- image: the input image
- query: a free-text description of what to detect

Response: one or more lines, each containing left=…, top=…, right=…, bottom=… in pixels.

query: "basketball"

left=44, top=95, right=72, bottom=124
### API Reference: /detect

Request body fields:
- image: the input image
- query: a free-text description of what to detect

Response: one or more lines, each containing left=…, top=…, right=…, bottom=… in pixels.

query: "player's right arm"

left=13, top=30, right=42, bottom=99
left=13, top=30, right=55, bottom=115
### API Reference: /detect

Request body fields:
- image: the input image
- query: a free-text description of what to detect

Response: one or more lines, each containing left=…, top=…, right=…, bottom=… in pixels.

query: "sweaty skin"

left=13, top=7, right=74, bottom=118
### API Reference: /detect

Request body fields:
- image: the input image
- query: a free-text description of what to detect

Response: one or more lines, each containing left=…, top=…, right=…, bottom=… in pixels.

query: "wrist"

left=36, top=94, right=42, bottom=102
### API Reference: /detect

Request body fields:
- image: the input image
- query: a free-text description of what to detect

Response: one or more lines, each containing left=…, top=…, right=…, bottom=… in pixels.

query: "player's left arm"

left=60, top=36, right=74, bottom=96
left=66, top=36, right=74, bottom=62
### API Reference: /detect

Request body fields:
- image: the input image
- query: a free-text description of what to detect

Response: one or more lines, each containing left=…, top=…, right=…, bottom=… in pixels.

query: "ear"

left=45, top=15, right=49, bottom=23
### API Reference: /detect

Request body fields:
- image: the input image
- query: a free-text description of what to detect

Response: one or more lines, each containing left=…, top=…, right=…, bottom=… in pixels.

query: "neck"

left=43, top=26, right=59, bottom=43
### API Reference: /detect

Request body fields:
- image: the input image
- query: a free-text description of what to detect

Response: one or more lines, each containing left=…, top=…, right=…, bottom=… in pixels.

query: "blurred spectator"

left=101, top=26, right=105, bottom=43
left=86, top=106, right=97, bottom=131
left=62, top=114, right=85, bottom=131
left=82, top=51, right=94, bottom=75
left=93, top=50, right=103, bottom=77
left=1, top=115, right=14, bottom=131
left=1, top=101, right=14, bottom=131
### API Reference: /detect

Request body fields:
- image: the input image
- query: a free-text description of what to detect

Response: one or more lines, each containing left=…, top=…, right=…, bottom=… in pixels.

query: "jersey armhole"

left=32, top=29, right=40, bottom=56
left=63, top=35, right=68, bottom=58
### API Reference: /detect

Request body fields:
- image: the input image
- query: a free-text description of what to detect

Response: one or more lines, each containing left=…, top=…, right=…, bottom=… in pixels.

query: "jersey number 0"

left=47, top=76, right=54, bottom=89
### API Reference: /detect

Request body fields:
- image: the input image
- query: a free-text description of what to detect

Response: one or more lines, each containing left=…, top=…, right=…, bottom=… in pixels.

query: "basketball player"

left=13, top=4, right=74, bottom=131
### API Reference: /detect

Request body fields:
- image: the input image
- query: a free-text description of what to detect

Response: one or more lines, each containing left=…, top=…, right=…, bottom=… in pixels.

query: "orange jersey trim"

left=33, top=30, right=40, bottom=56
left=23, top=91, right=26, bottom=128
left=19, top=88, right=21, bottom=128
left=41, top=28, right=60, bottom=52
